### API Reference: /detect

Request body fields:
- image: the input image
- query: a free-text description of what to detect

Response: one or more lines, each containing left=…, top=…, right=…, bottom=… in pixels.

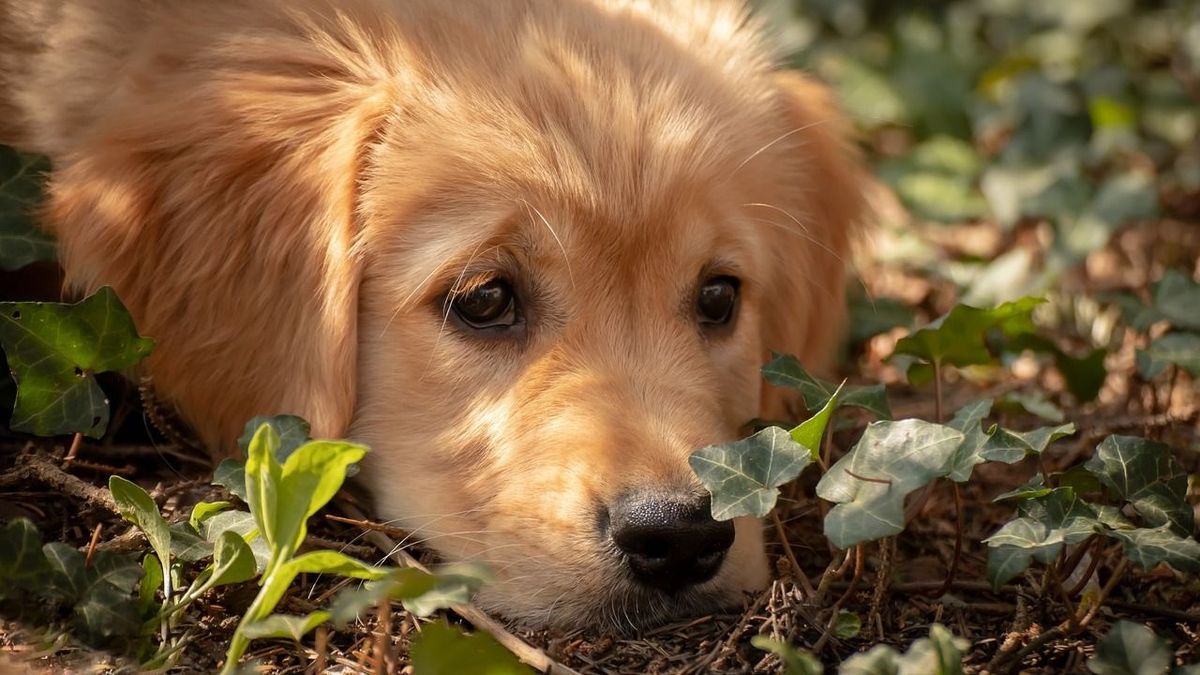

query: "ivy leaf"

left=993, top=475, right=1053, bottom=502
left=983, top=488, right=1099, bottom=587
left=0, top=518, right=52, bottom=597
left=43, top=543, right=143, bottom=643
left=891, top=298, right=1044, bottom=378
left=236, top=414, right=311, bottom=461
left=789, top=381, right=843, bottom=460
left=403, top=562, right=491, bottom=617
left=1084, top=435, right=1194, bottom=535
left=1136, top=333, right=1200, bottom=379
left=751, top=636, right=823, bottom=675
left=944, top=399, right=995, bottom=482
left=169, top=521, right=213, bottom=562
left=1149, top=270, right=1200, bottom=332
left=409, top=622, right=533, bottom=675
left=689, top=426, right=815, bottom=520
left=817, top=420, right=964, bottom=549
left=761, top=353, right=892, bottom=419
left=213, top=460, right=248, bottom=502
left=981, top=423, right=1077, bottom=464
left=0, top=148, right=55, bottom=271
left=0, top=287, right=154, bottom=437
left=1087, top=621, right=1172, bottom=675
left=1105, top=525, right=1200, bottom=575
left=995, top=390, right=1066, bottom=423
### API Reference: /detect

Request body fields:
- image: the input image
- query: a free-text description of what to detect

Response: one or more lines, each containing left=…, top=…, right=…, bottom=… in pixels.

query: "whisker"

left=733, top=118, right=832, bottom=174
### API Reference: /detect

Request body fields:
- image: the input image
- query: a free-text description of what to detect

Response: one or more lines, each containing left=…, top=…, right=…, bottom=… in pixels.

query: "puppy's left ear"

left=757, top=71, right=869, bottom=418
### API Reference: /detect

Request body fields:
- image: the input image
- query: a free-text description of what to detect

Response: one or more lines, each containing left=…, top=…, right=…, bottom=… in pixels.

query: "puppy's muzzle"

left=608, top=491, right=734, bottom=593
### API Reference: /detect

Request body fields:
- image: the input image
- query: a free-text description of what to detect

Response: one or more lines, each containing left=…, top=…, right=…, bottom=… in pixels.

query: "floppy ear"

left=757, top=71, right=868, bottom=419
left=42, top=7, right=395, bottom=454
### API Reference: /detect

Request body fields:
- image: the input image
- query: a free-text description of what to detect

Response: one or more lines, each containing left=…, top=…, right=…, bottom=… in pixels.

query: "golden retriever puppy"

left=0, top=0, right=865, bottom=628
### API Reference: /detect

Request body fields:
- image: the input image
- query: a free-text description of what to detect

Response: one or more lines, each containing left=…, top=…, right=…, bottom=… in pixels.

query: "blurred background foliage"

left=760, top=0, right=1199, bottom=308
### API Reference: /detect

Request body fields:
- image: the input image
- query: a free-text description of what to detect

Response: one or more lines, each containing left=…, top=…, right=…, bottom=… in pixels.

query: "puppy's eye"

left=452, top=279, right=518, bottom=329
left=697, top=276, right=739, bottom=326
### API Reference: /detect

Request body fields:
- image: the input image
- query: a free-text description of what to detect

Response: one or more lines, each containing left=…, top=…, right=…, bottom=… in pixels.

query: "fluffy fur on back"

left=1, top=0, right=866, bottom=628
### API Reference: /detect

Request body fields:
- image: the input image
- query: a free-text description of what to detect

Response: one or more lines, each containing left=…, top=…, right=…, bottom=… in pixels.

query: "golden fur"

left=0, top=0, right=865, bottom=628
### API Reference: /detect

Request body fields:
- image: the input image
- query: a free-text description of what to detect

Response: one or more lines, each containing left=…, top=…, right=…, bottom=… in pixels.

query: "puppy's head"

left=352, top=3, right=865, bottom=628
left=44, top=0, right=864, bottom=629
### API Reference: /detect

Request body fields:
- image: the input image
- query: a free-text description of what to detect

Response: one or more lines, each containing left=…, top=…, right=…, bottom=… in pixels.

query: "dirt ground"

left=2, top=207, right=1198, bottom=674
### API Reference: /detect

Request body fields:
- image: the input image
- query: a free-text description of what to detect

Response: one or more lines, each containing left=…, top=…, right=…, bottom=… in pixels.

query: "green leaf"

left=1150, top=270, right=1200, bottom=331
left=213, top=460, right=248, bottom=502
left=817, top=420, right=964, bottom=549
left=198, top=530, right=257, bottom=593
left=981, top=423, right=1077, bottom=463
left=1137, top=333, right=1200, bottom=379
left=993, top=474, right=1053, bottom=502
left=1084, top=436, right=1194, bottom=535
left=43, top=543, right=143, bottom=643
left=789, top=381, right=843, bottom=460
left=0, top=518, right=51, bottom=597
left=410, top=622, right=533, bottom=675
left=835, top=609, right=862, bottom=639
left=1088, top=621, right=1172, bottom=675
left=0, top=287, right=154, bottom=437
left=848, top=296, right=914, bottom=345
left=840, top=624, right=968, bottom=675
left=245, top=423, right=368, bottom=571
left=983, top=488, right=1100, bottom=588
left=329, top=568, right=439, bottom=627
left=761, top=353, right=892, bottom=419
left=236, top=415, right=311, bottom=461
left=201, top=509, right=269, bottom=571
left=689, top=426, right=815, bottom=520
left=169, top=521, right=213, bottom=562
left=190, top=501, right=233, bottom=531
left=892, top=298, right=1043, bottom=372
left=109, top=477, right=172, bottom=571
left=750, top=636, right=823, bottom=675
left=1105, top=526, right=1200, bottom=575
left=137, top=554, right=162, bottom=616
left=995, top=390, right=1065, bottom=423
left=239, top=611, right=330, bottom=641
left=0, top=148, right=55, bottom=271
left=944, top=399, right=995, bottom=482
left=403, top=562, right=491, bottom=617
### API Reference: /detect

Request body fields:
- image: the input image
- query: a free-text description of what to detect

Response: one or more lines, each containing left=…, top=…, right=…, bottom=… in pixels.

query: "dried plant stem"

left=336, top=502, right=580, bottom=675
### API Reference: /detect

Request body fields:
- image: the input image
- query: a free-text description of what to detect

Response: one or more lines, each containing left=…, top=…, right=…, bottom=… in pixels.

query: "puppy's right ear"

left=755, top=71, right=868, bottom=420
left=43, top=6, right=396, bottom=454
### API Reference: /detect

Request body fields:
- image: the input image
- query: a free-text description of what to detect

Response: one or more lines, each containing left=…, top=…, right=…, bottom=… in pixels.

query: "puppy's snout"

left=609, top=492, right=734, bottom=592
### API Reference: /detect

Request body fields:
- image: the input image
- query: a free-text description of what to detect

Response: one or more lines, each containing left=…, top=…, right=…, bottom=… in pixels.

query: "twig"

left=0, top=453, right=117, bottom=513
left=84, top=523, right=103, bottom=568
left=845, top=469, right=892, bottom=485
left=335, top=502, right=579, bottom=675
left=1076, top=558, right=1128, bottom=627
left=314, top=626, right=329, bottom=674
left=867, top=537, right=894, bottom=640
left=770, top=510, right=814, bottom=598
left=373, top=595, right=392, bottom=675
left=325, top=514, right=409, bottom=539
left=693, top=586, right=771, bottom=674
left=813, top=547, right=854, bottom=605
left=933, top=483, right=964, bottom=598
left=62, top=433, right=83, bottom=468
left=1107, top=599, right=1200, bottom=623
left=814, top=545, right=864, bottom=654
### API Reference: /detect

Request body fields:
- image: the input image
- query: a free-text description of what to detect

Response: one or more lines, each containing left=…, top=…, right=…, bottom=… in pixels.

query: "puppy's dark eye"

left=697, top=276, right=739, bottom=326
left=452, top=279, right=518, bottom=329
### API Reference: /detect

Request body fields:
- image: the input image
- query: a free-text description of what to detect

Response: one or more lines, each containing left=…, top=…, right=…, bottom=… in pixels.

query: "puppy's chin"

left=469, top=517, right=769, bottom=632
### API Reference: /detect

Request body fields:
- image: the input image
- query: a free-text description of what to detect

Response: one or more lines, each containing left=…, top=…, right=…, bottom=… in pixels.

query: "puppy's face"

left=349, top=25, right=862, bottom=627
left=38, top=0, right=860, bottom=631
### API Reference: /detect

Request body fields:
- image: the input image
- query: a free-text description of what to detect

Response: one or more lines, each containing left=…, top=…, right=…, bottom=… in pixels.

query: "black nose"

left=609, top=492, right=735, bottom=592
